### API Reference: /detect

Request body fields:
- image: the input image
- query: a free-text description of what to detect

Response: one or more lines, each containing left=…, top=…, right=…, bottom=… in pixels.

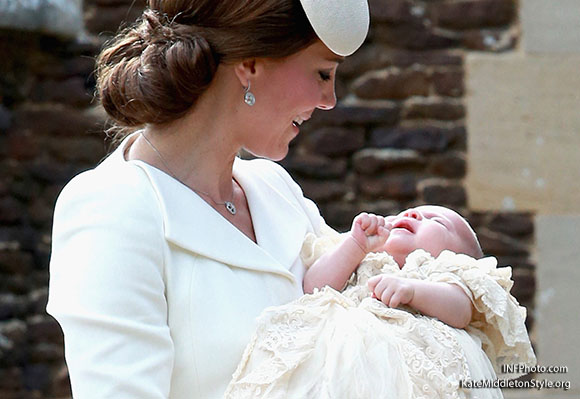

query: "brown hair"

left=96, top=0, right=317, bottom=129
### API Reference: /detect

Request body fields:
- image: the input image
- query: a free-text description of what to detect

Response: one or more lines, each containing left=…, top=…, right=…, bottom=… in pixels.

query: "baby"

left=304, top=205, right=483, bottom=328
left=226, top=206, right=536, bottom=399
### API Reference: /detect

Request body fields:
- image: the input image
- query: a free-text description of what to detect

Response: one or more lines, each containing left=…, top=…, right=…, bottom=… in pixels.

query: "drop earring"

left=244, top=82, right=256, bottom=106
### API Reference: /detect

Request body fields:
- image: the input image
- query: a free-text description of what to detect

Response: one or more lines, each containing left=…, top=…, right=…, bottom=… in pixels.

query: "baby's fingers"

left=367, top=275, right=383, bottom=291
left=356, top=213, right=371, bottom=230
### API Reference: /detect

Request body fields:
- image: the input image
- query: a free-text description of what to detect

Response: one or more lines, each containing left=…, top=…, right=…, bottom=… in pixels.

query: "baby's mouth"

left=391, top=219, right=415, bottom=233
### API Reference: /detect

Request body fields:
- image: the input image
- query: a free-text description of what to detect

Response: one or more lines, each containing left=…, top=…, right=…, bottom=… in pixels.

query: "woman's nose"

left=317, top=86, right=337, bottom=110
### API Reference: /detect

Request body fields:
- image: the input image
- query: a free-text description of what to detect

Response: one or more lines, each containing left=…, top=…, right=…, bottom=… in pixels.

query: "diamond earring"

left=244, top=82, right=255, bottom=106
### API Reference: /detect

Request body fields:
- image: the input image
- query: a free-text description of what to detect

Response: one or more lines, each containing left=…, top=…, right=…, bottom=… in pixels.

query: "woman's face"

left=241, top=40, right=342, bottom=160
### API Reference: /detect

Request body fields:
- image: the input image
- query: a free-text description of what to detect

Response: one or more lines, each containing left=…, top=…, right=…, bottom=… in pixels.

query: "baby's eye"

left=319, top=70, right=331, bottom=81
left=432, top=217, right=446, bottom=226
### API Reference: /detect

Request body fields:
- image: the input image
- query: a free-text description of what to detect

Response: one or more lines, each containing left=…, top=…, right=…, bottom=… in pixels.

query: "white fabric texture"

left=47, top=133, right=327, bottom=398
left=225, top=236, right=536, bottom=398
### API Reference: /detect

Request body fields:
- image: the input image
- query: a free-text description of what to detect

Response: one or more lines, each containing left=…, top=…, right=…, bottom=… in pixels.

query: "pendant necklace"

left=140, top=132, right=237, bottom=215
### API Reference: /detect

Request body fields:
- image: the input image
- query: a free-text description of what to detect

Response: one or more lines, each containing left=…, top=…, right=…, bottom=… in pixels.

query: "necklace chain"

left=140, top=132, right=237, bottom=215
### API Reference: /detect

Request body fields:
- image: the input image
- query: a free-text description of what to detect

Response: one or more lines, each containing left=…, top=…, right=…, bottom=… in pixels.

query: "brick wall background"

left=0, top=0, right=535, bottom=397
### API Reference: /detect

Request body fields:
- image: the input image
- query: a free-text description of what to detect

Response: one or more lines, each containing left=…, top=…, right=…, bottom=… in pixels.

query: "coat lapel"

left=130, top=158, right=308, bottom=282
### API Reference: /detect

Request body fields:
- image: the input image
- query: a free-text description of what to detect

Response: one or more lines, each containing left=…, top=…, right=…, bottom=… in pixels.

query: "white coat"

left=47, top=134, right=326, bottom=398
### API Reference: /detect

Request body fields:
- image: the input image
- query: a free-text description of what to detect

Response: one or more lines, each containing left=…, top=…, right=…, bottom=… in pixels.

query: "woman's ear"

left=233, top=58, right=263, bottom=86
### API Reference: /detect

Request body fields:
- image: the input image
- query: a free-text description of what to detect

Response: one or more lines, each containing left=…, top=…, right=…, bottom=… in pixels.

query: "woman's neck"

left=129, top=108, right=240, bottom=203
left=126, top=64, right=247, bottom=203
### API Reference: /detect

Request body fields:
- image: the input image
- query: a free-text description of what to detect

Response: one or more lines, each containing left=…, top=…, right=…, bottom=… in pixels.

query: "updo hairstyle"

left=96, top=0, right=317, bottom=128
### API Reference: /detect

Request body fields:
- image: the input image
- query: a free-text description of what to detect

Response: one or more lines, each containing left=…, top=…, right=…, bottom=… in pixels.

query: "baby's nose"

left=404, top=209, right=422, bottom=220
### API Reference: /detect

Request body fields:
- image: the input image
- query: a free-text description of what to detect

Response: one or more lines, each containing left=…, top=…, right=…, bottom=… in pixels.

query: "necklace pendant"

left=225, top=201, right=237, bottom=215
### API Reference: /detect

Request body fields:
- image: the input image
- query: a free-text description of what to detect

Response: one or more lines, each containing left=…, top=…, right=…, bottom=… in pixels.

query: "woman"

left=46, top=0, right=369, bottom=398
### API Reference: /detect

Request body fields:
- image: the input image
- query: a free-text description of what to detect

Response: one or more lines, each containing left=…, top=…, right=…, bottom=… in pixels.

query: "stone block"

left=461, top=27, right=518, bottom=52
left=511, top=268, right=536, bottom=302
left=477, top=228, right=530, bottom=257
left=281, top=153, right=347, bottom=179
left=28, top=198, right=54, bottom=228
left=358, top=174, right=418, bottom=200
left=31, top=77, right=92, bottom=107
left=369, top=125, right=450, bottom=153
left=309, top=100, right=401, bottom=127
left=321, top=201, right=363, bottom=231
left=306, top=127, right=365, bottom=157
left=496, top=256, right=534, bottom=270
left=435, top=0, right=516, bottom=30
left=28, top=343, right=64, bottom=362
left=432, top=69, right=464, bottom=97
left=10, top=104, right=106, bottom=137
left=46, top=137, right=106, bottom=164
left=403, top=97, right=465, bottom=120
left=338, top=44, right=393, bottom=78
left=27, top=289, right=48, bottom=316
left=299, top=179, right=349, bottom=203
left=358, top=200, right=403, bottom=218
left=0, top=104, right=12, bottom=133
left=0, top=275, right=29, bottom=295
left=427, top=151, right=466, bottom=178
left=23, top=363, right=51, bottom=392
left=27, top=160, right=85, bottom=184
left=352, top=67, right=430, bottom=100
left=373, top=24, right=460, bottom=50
left=0, top=226, right=39, bottom=252
left=0, top=294, right=28, bottom=320
left=0, top=367, right=24, bottom=391
left=353, top=148, right=425, bottom=175
left=369, top=0, right=415, bottom=23
left=0, top=0, right=83, bottom=38
left=386, top=49, right=463, bottom=68
left=0, top=197, right=25, bottom=225
left=84, top=4, right=144, bottom=34
left=92, top=0, right=137, bottom=5
left=9, top=177, right=42, bottom=203
left=37, top=56, right=96, bottom=80
left=488, top=212, right=534, bottom=237
left=0, top=251, right=34, bottom=275
left=418, top=178, right=467, bottom=207
left=49, top=363, right=72, bottom=398
left=5, top=131, right=41, bottom=161
left=26, top=315, right=63, bottom=344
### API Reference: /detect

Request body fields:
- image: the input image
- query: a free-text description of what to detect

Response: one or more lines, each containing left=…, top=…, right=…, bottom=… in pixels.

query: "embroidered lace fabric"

left=224, top=232, right=536, bottom=399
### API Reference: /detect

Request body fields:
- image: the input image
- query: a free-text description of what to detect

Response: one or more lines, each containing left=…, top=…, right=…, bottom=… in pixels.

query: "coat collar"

left=114, top=135, right=309, bottom=282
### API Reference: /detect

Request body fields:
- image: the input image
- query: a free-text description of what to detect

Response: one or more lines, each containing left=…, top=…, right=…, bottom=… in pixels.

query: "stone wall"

left=0, top=0, right=534, bottom=397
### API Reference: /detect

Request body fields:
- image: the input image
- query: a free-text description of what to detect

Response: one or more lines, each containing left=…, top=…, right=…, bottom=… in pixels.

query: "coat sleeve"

left=46, top=165, right=174, bottom=398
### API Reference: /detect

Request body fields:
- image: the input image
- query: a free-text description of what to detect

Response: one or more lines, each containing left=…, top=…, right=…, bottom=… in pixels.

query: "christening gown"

left=225, top=232, right=536, bottom=399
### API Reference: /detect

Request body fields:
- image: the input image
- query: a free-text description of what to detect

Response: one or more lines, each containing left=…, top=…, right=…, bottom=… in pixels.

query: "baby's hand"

left=367, top=275, right=415, bottom=308
left=350, top=213, right=391, bottom=254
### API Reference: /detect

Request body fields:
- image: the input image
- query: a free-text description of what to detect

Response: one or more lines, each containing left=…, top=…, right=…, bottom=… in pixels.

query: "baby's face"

left=381, top=205, right=473, bottom=264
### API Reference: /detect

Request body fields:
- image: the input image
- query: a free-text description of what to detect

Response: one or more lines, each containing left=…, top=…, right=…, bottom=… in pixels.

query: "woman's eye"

left=319, top=71, right=331, bottom=81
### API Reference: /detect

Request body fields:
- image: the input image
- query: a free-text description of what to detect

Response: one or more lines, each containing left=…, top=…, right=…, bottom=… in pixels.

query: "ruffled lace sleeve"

left=300, top=225, right=344, bottom=268
left=400, top=250, right=536, bottom=379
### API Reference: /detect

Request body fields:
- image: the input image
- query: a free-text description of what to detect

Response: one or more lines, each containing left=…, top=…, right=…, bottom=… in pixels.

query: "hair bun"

left=97, top=9, right=218, bottom=126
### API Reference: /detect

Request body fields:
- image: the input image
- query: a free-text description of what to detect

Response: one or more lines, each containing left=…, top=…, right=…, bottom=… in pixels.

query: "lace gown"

left=225, top=234, right=536, bottom=399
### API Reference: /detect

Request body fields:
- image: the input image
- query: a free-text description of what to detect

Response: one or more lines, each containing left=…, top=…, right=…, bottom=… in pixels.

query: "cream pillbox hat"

left=299, top=0, right=370, bottom=56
